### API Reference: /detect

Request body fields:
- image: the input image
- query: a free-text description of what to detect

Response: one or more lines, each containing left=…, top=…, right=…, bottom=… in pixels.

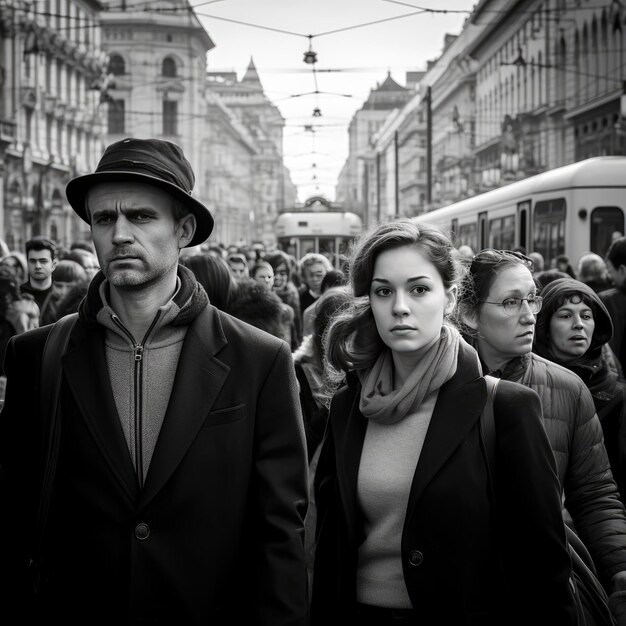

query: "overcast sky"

left=194, top=0, right=475, bottom=204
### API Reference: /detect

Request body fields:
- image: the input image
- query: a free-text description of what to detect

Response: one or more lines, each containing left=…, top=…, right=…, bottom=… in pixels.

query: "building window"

left=108, top=54, right=125, bottom=76
left=108, top=99, right=125, bottom=134
left=163, top=100, right=177, bottom=135
left=162, top=57, right=177, bottom=77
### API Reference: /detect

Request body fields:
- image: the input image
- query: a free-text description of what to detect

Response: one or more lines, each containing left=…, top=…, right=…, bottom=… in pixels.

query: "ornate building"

left=346, top=0, right=626, bottom=218
left=207, top=59, right=297, bottom=245
left=335, top=72, right=413, bottom=220
left=0, top=0, right=108, bottom=250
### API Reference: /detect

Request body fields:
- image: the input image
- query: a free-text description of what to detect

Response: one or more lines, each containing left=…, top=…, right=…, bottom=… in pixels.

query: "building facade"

left=0, top=0, right=108, bottom=251
left=339, top=0, right=626, bottom=218
left=207, top=59, right=297, bottom=246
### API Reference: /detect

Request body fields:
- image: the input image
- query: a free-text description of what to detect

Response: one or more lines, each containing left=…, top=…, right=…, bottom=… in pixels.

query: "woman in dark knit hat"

left=534, top=277, right=626, bottom=506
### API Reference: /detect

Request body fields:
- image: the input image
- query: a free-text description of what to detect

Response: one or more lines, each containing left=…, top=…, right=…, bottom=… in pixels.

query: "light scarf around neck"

left=358, top=325, right=460, bottom=425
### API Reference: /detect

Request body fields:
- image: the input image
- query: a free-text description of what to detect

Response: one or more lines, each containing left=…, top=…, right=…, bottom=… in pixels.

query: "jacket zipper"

left=111, top=311, right=161, bottom=488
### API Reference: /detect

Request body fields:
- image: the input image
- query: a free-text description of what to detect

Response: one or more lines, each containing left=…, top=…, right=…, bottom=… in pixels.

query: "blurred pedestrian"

left=0, top=251, right=28, bottom=286
left=555, top=254, right=577, bottom=279
left=600, top=236, right=626, bottom=374
left=180, top=252, right=235, bottom=311
left=577, top=252, right=612, bottom=294
left=529, top=251, right=545, bottom=274
left=265, top=250, right=302, bottom=346
left=297, top=252, right=333, bottom=318
left=39, top=259, right=88, bottom=326
left=302, top=268, right=347, bottom=337
left=228, top=277, right=294, bottom=347
left=226, top=252, right=249, bottom=281
left=20, top=237, right=58, bottom=316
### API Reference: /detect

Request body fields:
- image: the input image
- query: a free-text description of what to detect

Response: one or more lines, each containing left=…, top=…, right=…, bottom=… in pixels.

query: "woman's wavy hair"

left=323, top=219, right=463, bottom=384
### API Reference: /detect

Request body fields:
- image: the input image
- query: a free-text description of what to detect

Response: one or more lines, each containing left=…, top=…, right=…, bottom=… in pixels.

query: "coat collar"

left=333, top=340, right=488, bottom=535
left=63, top=304, right=228, bottom=508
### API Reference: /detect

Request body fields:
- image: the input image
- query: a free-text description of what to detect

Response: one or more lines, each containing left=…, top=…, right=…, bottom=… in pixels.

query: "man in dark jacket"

left=0, top=138, right=309, bottom=625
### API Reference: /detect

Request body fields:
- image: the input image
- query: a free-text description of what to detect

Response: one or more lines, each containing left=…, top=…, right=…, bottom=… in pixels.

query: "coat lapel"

left=63, top=324, right=139, bottom=502
left=404, top=345, right=486, bottom=522
left=139, top=306, right=228, bottom=508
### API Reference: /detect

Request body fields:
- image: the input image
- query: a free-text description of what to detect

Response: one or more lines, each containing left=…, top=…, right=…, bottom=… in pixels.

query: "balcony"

left=0, top=119, right=16, bottom=146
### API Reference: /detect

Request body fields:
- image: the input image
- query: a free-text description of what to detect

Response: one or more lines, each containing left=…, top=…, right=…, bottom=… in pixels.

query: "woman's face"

left=273, top=262, right=289, bottom=289
left=549, top=297, right=595, bottom=361
left=369, top=245, right=455, bottom=361
left=472, top=264, right=538, bottom=366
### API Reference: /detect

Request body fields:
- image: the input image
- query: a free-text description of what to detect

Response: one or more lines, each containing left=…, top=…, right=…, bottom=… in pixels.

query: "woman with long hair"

left=311, top=220, right=576, bottom=625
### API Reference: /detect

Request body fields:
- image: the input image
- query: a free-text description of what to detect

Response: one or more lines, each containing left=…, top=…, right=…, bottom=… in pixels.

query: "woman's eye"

left=502, top=298, right=518, bottom=307
left=375, top=287, right=392, bottom=296
left=410, top=285, right=428, bottom=295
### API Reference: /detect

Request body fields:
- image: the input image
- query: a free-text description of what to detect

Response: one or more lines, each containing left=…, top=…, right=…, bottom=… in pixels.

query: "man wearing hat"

left=0, top=138, right=310, bottom=625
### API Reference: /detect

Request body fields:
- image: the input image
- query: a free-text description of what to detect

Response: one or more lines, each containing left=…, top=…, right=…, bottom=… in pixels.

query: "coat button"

left=135, top=523, right=150, bottom=540
left=408, top=550, right=424, bottom=566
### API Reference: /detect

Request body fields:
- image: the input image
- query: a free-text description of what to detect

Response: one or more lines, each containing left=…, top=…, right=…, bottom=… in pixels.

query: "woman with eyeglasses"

left=533, top=277, right=626, bottom=508
left=311, top=221, right=577, bottom=625
left=456, top=248, right=626, bottom=609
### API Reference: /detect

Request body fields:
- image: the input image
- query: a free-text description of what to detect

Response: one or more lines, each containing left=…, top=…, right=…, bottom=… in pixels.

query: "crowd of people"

left=1, top=136, right=626, bottom=624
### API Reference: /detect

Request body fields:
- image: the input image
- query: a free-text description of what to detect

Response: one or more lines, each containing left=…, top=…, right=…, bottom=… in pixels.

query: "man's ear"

left=178, top=213, right=197, bottom=249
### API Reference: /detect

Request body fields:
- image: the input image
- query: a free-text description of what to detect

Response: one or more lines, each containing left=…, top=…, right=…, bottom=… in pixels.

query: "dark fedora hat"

left=66, top=137, right=213, bottom=247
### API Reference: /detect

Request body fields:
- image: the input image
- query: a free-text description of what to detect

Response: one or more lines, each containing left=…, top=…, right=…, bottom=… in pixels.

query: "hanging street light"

left=303, top=35, right=317, bottom=64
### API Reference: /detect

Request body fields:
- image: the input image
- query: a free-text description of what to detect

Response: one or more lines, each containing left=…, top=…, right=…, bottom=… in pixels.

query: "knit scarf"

left=359, top=325, right=460, bottom=425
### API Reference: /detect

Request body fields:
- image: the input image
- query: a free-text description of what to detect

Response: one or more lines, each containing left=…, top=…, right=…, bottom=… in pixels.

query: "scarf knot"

left=358, top=325, right=460, bottom=424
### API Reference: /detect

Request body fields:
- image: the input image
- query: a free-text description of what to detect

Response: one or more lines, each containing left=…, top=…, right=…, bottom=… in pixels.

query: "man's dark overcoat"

left=0, top=268, right=310, bottom=625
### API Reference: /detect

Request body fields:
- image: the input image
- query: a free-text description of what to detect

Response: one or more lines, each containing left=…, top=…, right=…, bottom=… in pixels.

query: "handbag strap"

left=29, top=313, right=78, bottom=582
left=479, top=374, right=500, bottom=484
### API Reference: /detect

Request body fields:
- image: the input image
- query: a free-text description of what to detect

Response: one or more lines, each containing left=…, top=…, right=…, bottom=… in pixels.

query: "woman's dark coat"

left=311, top=340, right=577, bottom=626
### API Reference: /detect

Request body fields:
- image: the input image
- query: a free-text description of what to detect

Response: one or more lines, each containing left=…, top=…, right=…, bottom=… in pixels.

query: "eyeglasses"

left=480, top=295, right=543, bottom=315
left=471, top=249, right=534, bottom=271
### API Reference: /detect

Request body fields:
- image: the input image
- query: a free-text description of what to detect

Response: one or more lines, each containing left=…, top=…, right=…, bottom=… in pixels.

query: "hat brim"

left=66, top=170, right=214, bottom=248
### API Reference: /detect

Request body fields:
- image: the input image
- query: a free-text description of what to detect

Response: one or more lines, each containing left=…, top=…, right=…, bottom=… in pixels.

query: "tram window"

left=301, top=238, right=316, bottom=256
left=458, top=223, right=477, bottom=251
left=533, top=198, right=565, bottom=268
left=518, top=200, right=530, bottom=251
left=489, top=216, right=515, bottom=250
left=591, top=206, right=624, bottom=256
left=318, top=238, right=337, bottom=263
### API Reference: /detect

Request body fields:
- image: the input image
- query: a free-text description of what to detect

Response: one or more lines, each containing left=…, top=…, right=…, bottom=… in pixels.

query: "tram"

left=412, top=156, right=626, bottom=268
left=275, top=210, right=363, bottom=268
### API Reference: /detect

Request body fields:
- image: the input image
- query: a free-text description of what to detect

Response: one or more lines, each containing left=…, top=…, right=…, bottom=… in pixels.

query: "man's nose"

left=112, top=216, right=134, bottom=243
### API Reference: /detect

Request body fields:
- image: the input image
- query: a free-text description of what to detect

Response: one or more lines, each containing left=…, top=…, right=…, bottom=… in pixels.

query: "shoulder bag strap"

left=29, top=313, right=78, bottom=590
left=479, top=374, right=500, bottom=484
